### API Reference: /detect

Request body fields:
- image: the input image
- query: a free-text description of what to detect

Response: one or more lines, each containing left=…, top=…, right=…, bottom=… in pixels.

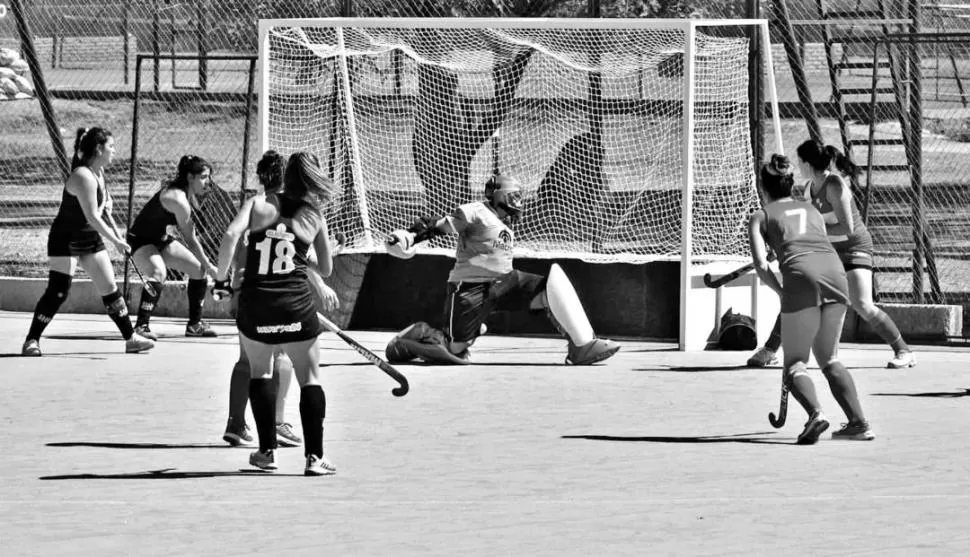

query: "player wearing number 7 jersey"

left=750, top=154, right=873, bottom=444
left=214, top=151, right=338, bottom=476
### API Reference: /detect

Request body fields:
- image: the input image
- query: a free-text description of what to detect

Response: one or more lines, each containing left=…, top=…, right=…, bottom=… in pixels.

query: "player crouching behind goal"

left=383, top=174, right=619, bottom=366
left=749, top=155, right=874, bottom=444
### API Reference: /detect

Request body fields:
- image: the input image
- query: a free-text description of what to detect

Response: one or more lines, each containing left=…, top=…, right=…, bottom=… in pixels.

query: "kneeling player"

left=384, top=174, right=619, bottom=366
left=750, top=155, right=874, bottom=444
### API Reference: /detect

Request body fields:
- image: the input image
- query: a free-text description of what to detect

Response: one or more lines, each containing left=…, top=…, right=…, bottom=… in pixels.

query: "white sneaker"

left=746, top=347, right=778, bottom=367
left=887, top=351, right=916, bottom=369
left=125, top=332, right=155, bottom=354
left=249, top=449, right=278, bottom=471
left=304, top=454, right=337, bottom=476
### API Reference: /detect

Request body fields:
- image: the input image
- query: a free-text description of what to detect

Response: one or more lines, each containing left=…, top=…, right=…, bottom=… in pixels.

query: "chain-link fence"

left=1, top=0, right=969, bottom=305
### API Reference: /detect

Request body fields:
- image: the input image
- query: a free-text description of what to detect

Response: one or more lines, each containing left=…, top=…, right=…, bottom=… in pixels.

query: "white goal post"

left=257, top=17, right=783, bottom=350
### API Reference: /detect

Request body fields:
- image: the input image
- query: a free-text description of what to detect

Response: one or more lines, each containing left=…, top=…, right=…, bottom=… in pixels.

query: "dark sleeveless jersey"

left=50, top=172, right=105, bottom=234
left=761, top=198, right=836, bottom=269
left=809, top=174, right=871, bottom=248
left=129, top=190, right=178, bottom=242
left=241, top=196, right=312, bottom=290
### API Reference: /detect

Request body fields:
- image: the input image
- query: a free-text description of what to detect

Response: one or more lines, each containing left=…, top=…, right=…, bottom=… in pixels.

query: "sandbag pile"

left=0, top=47, right=34, bottom=101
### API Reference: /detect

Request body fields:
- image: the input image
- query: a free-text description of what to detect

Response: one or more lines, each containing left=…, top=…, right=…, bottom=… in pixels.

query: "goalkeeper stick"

left=317, top=311, right=409, bottom=397
left=768, top=371, right=789, bottom=428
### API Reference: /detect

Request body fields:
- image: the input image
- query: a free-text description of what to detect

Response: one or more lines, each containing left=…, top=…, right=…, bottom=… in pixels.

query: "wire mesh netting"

left=1, top=0, right=969, bottom=303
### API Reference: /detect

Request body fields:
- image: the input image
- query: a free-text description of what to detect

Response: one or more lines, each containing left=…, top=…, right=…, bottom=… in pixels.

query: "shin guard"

left=27, top=271, right=73, bottom=340
left=300, top=385, right=326, bottom=458
left=102, top=290, right=135, bottom=340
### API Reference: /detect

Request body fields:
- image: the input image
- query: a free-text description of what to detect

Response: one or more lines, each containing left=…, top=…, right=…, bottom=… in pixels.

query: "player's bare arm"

left=216, top=196, right=256, bottom=282
left=164, top=188, right=217, bottom=277
left=825, top=174, right=855, bottom=233
left=748, top=210, right=782, bottom=295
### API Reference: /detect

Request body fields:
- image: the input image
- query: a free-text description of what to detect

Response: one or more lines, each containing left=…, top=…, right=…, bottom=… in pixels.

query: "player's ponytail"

left=824, top=145, right=860, bottom=177
left=283, top=151, right=335, bottom=212
left=795, top=139, right=832, bottom=172
left=71, top=126, right=112, bottom=170
left=168, top=155, right=211, bottom=191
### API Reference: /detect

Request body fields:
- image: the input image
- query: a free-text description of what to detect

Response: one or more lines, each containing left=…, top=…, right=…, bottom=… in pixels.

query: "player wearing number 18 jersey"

left=749, top=155, right=873, bottom=444
left=214, top=151, right=337, bottom=476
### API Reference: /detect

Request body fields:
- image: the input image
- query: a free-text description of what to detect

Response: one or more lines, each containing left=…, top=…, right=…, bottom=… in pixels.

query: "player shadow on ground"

left=642, top=365, right=752, bottom=373
left=0, top=352, right=110, bottom=359
left=39, top=469, right=306, bottom=480
left=871, top=388, right=970, bottom=398
left=562, top=431, right=789, bottom=445
left=47, top=442, right=251, bottom=450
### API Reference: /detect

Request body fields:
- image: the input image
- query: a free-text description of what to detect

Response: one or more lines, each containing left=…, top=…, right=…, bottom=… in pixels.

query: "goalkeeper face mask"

left=485, top=175, right=523, bottom=219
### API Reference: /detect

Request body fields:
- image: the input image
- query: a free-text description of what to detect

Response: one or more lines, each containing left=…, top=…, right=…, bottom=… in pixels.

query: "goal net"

left=258, top=18, right=781, bottom=264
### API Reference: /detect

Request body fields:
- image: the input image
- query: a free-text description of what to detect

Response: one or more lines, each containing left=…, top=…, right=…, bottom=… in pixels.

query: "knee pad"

left=542, top=264, right=594, bottom=346
left=44, top=271, right=73, bottom=302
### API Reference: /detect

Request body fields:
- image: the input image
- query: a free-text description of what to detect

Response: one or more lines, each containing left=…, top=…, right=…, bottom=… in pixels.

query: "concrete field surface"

left=1, top=311, right=969, bottom=557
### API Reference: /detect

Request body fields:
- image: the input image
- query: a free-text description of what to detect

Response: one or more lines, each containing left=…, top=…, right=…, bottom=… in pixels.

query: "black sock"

left=764, top=314, right=782, bottom=352
left=249, top=378, right=278, bottom=453
left=136, top=281, right=163, bottom=328
left=102, top=290, right=135, bottom=340
left=27, top=270, right=72, bottom=341
left=787, top=363, right=821, bottom=416
left=187, top=278, right=207, bottom=325
left=822, top=361, right=866, bottom=423
left=300, top=385, right=326, bottom=459
left=227, top=359, right=250, bottom=424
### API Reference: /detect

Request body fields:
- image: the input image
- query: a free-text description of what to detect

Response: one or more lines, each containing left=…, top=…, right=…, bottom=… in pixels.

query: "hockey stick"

left=317, top=311, right=409, bottom=397
left=703, top=263, right=755, bottom=288
left=703, top=253, right=777, bottom=289
left=107, top=216, right=157, bottom=298
left=768, top=372, right=790, bottom=428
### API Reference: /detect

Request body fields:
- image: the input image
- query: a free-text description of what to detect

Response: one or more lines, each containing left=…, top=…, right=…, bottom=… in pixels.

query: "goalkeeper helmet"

left=484, top=174, right=523, bottom=219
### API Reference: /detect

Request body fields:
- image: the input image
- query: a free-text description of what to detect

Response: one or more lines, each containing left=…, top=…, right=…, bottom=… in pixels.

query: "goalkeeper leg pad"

left=542, top=264, right=594, bottom=346
left=385, top=322, right=471, bottom=366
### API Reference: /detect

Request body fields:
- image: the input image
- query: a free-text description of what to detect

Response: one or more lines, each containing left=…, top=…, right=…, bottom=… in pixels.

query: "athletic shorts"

left=443, top=270, right=546, bottom=343
left=47, top=224, right=105, bottom=257
left=128, top=232, right=175, bottom=255
left=780, top=252, right=850, bottom=313
left=236, top=286, right=323, bottom=345
left=832, top=230, right=874, bottom=271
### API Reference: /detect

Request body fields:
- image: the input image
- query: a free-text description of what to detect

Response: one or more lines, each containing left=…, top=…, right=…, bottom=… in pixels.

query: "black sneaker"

left=832, top=421, right=876, bottom=441
left=796, top=412, right=830, bottom=445
left=133, top=324, right=158, bottom=341
left=185, top=320, right=217, bottom=337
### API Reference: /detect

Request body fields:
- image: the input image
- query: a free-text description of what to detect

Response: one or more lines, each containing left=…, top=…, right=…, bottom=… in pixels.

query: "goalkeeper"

left=384, top=174, right=619, bottom=366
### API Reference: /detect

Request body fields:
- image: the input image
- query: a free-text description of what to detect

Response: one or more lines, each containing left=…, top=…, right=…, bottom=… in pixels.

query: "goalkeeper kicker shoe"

left=125, top=333, right=155, bottom=354
left=566, top=338, right=620, bottom=366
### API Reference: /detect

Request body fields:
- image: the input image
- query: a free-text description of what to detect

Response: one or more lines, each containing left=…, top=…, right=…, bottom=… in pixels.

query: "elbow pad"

left=407, top=216, right=442, bottom=244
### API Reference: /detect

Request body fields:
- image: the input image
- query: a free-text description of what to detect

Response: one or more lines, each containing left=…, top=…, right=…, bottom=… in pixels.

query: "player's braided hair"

left=283, top=151, right=336, bottom=210
left=256, top=150, right=285, bottom=192
left=70, top=127, right=112, bottom=170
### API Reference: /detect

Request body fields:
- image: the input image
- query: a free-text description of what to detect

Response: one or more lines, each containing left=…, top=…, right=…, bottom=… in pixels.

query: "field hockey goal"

left=257, top=17, right=784, bottom=348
